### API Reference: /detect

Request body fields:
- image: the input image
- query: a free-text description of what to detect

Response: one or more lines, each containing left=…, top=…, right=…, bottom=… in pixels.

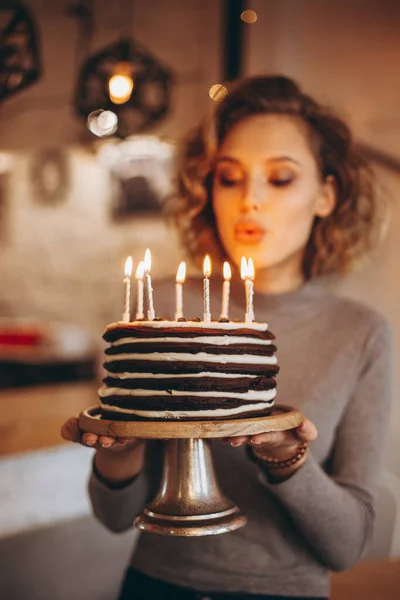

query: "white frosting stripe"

left=98, top=386, right=277, bottom=402
left=104, top=352, right=278, bottom=365
left=107, top=320, right=268, bottom=332
left=100, top=400, right=274, bottom=418
left=110, top=336, right=273, bottom=347
left=104, top=371, right=258, bottom=380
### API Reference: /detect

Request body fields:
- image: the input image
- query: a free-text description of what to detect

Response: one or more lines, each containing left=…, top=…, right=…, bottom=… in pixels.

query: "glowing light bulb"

left=108, top=62, right=134, bottom=104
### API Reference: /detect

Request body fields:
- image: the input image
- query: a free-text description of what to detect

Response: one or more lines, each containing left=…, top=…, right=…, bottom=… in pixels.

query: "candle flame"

left=144, top=248, right=152, bottom=272
left=176, top=261, right=186, bottom=284
left=223, top=261, right=231, bottom=281
left=135, top=261, right=145, bottom=280
left=124, top=256, right=133, bottom=277
left=240, top=256, right=248, bottom=280
left=203, top=255, right=211, bottom=277
left=247, top=258, right=255, bottom=280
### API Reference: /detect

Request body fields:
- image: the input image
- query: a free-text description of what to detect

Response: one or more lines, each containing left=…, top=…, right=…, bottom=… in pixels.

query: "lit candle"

left=144, top=248, right=155, bottom=320
left=135, top=261, right=145, bottom=319
left=220, top=261, right=231, bottom=319
left=203, top=255, right=212, bottom=322
left=240, top=257, right=255, bottom=324
left=240, top=257, right=248, bottom=280
left=240, top=257, right=249, bottom=321
left=246, top=258, right=255, bottom=323
left=175, top=261, right=186, bottom=320
left=122, top=256, right=133, bottom=322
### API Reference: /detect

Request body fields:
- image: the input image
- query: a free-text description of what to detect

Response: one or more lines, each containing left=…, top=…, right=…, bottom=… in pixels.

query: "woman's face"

left=212, top=114, right=335, bottom=284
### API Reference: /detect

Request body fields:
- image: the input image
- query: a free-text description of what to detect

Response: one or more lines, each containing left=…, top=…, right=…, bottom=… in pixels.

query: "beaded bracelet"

left=252, top=441, right=308, bottom=470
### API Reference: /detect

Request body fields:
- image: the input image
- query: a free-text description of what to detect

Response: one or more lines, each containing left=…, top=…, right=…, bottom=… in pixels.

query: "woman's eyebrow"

left=216, top=156, right=241, bottom=165
left=216, top=155, right=301, bottom=166
left=267, top=155, right=301, bottom=166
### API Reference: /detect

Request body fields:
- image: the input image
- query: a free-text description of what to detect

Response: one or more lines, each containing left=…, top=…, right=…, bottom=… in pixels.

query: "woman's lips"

left=234, top=222, right=266, bottom=244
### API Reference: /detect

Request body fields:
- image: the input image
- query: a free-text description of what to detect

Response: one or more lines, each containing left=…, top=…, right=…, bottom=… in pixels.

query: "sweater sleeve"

left=88, top=440, right=163, bottom=533
left=88, top=466, right=150, bottom=533
left=254, top=318, right=393, bottom=572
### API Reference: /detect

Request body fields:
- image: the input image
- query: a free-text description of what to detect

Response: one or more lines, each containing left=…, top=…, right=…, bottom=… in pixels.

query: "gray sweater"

left=88, top=278, right=393, bottom=598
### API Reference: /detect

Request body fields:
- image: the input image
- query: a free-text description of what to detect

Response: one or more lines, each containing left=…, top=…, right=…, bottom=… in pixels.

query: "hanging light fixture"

left=72, top=0, right=174, bottom=137
left=0, top=0, right=42, bottom=102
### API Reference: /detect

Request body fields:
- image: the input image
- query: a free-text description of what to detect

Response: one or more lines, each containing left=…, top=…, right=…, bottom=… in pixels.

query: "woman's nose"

left=240, top=195, right=259, bottom=214
left=240, top=179, right=264, bottom=213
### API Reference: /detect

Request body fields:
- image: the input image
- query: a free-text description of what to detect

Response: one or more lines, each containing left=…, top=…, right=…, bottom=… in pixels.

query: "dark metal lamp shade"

left=74, top=38, right=174, bottom=134
left=0, top=0, right=41, bottom=102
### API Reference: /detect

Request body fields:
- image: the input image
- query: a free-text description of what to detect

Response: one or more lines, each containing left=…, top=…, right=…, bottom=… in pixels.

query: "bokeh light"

left=241, top=10, right=258, bottom=24
left=209, top=84, right=228, bottom=102
left=87, top=110, right=118, bottom=137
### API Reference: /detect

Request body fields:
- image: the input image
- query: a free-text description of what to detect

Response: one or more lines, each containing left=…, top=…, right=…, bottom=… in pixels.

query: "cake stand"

left=79, top=405, right=302, bottom=537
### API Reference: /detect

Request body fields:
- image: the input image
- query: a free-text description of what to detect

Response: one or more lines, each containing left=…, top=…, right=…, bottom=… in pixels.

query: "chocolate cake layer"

left=104, top=323, right=275, bottom=342
left=103, top=360, right=280, bottom=377
left=105, top=342, right=277, bottom=356
left=100, top=395, right=276, bottom=411
left=103, top=375, right=276, bottom=392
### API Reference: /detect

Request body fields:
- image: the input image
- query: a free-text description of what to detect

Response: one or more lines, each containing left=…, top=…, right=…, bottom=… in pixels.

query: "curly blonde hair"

left=167, top=75, right=382, bottom=279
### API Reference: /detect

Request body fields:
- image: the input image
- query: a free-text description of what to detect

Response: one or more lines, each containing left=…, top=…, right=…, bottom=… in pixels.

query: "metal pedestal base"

left=79, top=406, right=303, bottom=536
left=134, top=438, right=246, bottom=536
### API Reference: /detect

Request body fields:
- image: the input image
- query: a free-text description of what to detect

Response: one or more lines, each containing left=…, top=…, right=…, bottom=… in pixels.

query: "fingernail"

left=251, top=439, right=262, bottom=445
left=86, top=440, right=95, bottom=446
left=231, top=441, right=242, bottom=447
left=101, top=443, right=111, bottom=448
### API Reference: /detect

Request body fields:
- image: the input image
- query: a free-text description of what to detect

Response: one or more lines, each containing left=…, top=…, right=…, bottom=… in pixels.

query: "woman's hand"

left=60, top=417, right=146, bottom=485
left=222, top=418, right=318, bottom=482
left=61, top=416, right=138, bottom=452
left=222, top=418, right=317, bottom=451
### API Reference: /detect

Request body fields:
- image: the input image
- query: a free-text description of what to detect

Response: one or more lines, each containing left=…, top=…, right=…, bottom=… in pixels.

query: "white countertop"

left=0, top=444, right=94, bottom=538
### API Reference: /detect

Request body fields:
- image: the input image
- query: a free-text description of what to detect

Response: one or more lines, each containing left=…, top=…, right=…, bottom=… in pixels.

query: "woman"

left=61, top=76, right=392, bottom=600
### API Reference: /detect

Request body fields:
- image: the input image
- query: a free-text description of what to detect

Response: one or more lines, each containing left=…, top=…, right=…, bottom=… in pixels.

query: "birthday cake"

left=98, top=319, right=279, bottom=421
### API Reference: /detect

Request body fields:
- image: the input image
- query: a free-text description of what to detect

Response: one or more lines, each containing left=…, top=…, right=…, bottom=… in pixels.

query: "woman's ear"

left=315, top=175, right=336, bottom=218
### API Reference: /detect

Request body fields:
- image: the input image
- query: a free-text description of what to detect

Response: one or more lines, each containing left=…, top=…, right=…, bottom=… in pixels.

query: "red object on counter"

left=0, top=330, right=44, bottom=347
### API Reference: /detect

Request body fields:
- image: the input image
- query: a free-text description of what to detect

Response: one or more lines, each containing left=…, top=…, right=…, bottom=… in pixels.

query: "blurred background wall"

left=0, top=1, right=399, bottom=599
left=0, top=0, right=222, bottom=334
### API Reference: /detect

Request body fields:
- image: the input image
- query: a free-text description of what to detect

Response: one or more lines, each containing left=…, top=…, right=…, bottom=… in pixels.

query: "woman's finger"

left=60, top=417, right=81, bottom=443
left=296, top=419, right=318, bottom=442
left=82, top=432, right=99, bottom=446
left=229, top=436, right=249, bottom=447
left=250, top=431, right=291, bottom=445
left=98, top=435, right=116, bottom=448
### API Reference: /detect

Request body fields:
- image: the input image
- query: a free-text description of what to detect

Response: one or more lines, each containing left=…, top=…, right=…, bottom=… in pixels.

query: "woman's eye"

left=219, top=175, right=242, bottom=187
left=269, top=178, right=293, bottom=188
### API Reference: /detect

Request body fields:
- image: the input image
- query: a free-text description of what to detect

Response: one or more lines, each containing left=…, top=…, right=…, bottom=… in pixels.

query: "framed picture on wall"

left=98, top=135, right=176, bottom=220
left=29, top=148, right=70, bottom=205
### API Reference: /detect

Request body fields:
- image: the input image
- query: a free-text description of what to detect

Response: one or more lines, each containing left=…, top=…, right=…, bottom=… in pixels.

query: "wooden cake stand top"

left=79, top=404, right=303, bottom=439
